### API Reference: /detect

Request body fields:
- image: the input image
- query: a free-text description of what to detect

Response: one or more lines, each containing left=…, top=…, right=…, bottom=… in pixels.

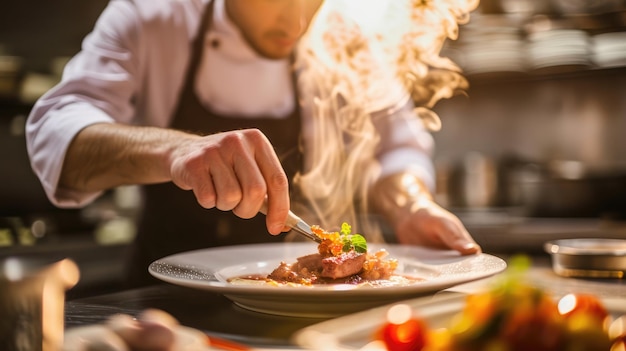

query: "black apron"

left=125, top=1, right=302, bottom=287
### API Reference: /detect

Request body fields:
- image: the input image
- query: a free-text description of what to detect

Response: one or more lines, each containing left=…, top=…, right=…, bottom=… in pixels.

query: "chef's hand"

left=169, top=128, right=290, bottom=235
left=371, top=173, right=481, bottom=255
left=393, top=197, right=480, bottom=254
left=61, top=125, right=289, bottom=236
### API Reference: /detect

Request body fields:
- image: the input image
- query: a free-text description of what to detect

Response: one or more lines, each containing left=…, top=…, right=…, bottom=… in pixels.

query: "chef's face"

left=225, top=0, right=324, bottom=59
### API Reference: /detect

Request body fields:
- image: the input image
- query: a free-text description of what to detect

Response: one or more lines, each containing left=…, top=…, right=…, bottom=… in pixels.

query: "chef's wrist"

left=370, top=172, right=433, bottom=225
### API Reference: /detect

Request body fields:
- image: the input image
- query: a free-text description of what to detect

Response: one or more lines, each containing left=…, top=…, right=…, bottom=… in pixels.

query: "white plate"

left=293, top=292, right=626, bottom=350
left=149, top=243, right=507, bottom=318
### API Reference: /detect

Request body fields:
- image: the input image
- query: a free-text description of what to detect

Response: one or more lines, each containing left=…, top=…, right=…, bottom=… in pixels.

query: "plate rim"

left=148, top=242, right=507, bottom=297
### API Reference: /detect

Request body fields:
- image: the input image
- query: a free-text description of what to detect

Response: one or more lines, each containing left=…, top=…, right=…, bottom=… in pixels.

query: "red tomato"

left=378, top=318, right=428, bottom=351
left=558, top=294, right=609, bottom=323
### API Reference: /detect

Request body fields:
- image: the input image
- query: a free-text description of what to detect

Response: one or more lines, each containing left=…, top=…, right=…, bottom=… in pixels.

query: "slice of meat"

left=293, top=253, right=323, bottom=272
left=268, top=262, right=300, bottom=283
left=320, top=251, right=366, bottom=279
left=268, top=250, right=370, bottom=283
left=268, top=254, right=325, bottom=284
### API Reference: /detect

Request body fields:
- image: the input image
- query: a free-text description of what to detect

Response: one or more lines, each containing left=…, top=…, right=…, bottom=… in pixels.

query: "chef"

left=26, top=0, right=480, bottom=287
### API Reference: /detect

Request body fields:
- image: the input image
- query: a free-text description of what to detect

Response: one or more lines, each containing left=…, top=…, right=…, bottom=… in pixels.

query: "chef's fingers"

left=170, top=129, right=288, bottom=234
left=432, top=216, right=481, bottom=255
left=170, top=131, right=244, bottom=211
left=190, top=171, right=218, bottom=209
left=258, top=159, right=290, bottom=236
left=169, top=141, right=218, bottom=208
left=204, top=134, right=244, bottom=211
left=208, top=129, right=286, bottom=216
left=202, top=129, right=288, bottom=235
left=248, top=131, right=290, bottom=236
left=396, top=201, right=481, bottom=255
left=174, top=171, right=218, bottom=209
left=230, top=139, right=267, bottom=220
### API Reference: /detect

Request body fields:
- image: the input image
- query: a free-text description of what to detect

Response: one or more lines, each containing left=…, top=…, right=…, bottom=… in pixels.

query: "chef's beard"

left=240, top=29, right=300, bottom=60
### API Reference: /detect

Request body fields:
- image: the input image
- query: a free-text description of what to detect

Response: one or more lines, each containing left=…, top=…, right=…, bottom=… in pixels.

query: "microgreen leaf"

left=341, top=222, right=352, bottom=236
left=342, top=238, right=353, bottom=253
left=350, top=234, right=368, bottom=253
left=338, top=222, right=368, bottom=253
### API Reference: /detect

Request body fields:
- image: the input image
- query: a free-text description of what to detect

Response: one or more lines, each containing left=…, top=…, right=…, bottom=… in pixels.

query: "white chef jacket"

left=26, top=0, right=435, bottom=209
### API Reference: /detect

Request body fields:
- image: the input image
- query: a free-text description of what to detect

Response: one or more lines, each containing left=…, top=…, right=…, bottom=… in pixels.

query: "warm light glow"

left=386, top=304, right=413, bottom=325
left=358, top=340, right=389, bottom=351
left=613, top=343, right=626, bottom=351
left=342, top=0, right=388, bottom=33
left=609, top=316, right=626, bottom=340
left=330, top=284, right=358, bottom=291
left=297, top=330, right=342, bottom=350
left=294, top=0, right=479, bottom=239
left=558, top=294, right=577, bottom=315
left=3, top=257, right=24, bottom=281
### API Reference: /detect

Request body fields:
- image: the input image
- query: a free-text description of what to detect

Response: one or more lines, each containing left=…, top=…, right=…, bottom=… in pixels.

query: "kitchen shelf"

left=448, top=7, right=626, bottom=86
left=465, top=65, right=626, bottom=86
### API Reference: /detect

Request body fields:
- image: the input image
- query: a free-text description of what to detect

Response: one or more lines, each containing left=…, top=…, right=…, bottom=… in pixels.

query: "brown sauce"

left=228, top=273, right=425, bottom=287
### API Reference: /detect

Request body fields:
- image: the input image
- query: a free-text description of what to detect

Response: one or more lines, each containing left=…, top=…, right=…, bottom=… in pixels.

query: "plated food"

left=149, top=242, right=506, bottom=317
left=228, top=223, right=415, bottom=287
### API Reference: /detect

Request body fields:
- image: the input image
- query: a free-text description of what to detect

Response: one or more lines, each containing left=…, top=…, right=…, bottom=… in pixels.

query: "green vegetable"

left=340, top=223, right=352, bottom=236
left=339, top=222, right=368, bottom=253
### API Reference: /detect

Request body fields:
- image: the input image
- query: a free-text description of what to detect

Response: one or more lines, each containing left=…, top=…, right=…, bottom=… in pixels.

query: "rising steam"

left=292, top=0, right=479, bottom=241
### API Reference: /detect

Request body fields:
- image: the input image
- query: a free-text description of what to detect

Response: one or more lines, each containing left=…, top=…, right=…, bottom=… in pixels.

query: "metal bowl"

left=544, top=238, right=626, bottom=278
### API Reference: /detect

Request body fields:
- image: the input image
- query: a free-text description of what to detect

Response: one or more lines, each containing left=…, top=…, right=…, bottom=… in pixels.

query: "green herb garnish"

left=339, top=222, right=368, bottom=254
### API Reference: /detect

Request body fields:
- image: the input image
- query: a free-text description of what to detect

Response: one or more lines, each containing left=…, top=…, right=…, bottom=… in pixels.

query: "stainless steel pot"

left=508, top=160, right=626, bottom=218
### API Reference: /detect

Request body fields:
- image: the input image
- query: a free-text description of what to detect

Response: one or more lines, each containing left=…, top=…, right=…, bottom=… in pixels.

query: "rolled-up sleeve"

left=26, top=0, right=141, bottom=208
left=372, top=98, right=436, bottom=191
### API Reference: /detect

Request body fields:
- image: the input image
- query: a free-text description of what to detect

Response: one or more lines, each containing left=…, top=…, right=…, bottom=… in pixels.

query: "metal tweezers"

left=259, top=198, right=322, bottom=243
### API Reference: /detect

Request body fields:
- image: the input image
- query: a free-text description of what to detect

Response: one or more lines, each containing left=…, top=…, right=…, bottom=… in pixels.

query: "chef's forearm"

left=59, top=123, right=192, bottom=192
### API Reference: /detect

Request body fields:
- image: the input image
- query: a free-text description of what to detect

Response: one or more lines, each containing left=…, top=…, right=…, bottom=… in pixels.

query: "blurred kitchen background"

left=1, top=0, right=626, bottom=298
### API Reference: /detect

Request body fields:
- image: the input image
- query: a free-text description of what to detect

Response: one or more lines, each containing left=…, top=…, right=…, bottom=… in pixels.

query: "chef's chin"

left=250, top=39, right=297, bottom=60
